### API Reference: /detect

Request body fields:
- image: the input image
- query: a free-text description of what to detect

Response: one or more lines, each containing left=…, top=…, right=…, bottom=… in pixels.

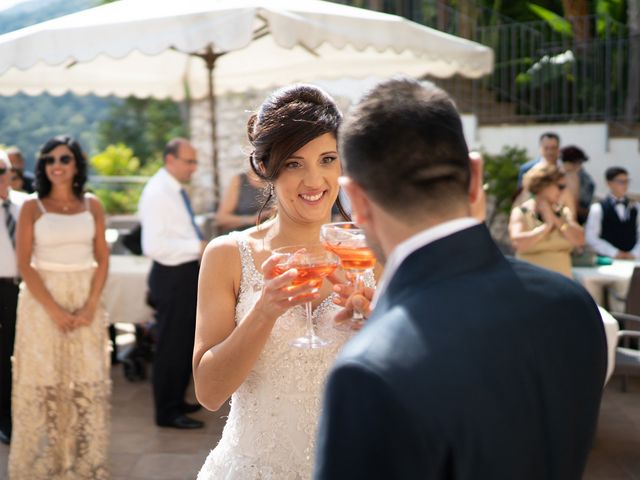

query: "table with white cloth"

left=572, top=260, right=639, bottom=309
left=103, top=254, right=153, bottom=325
left=598, top=306, right=619, bottom=384
left=572, top=261, right=640, bottom=384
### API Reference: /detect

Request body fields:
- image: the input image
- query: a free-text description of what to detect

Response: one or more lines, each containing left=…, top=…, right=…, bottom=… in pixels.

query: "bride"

left=193, top=84, right=366, bottom=479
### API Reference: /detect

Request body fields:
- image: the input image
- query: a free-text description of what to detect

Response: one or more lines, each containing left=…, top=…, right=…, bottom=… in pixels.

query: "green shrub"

left=91, top=143, right=140, bottom=176
left=89, top=144, right=161, bottom=214
left=483, top=146, right=529, bottom=226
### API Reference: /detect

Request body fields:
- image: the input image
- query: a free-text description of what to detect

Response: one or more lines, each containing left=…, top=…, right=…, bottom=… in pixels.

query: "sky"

left=0, top=0, right=30, bottom=12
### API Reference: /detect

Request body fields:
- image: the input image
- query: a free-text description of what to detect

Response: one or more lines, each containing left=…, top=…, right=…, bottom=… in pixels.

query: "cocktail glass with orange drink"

left=272, top=245, right=340, bottom=349
left=320, top=222, right=375, bottom=329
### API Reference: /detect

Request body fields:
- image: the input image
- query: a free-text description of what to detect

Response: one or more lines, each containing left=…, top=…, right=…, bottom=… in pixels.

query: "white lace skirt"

left=9, top=268, right=111, bottom=480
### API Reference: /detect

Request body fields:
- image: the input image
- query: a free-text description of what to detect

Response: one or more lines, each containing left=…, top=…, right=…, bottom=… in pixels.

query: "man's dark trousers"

left=148, top=260, right=199, bottom=424
left=0, top=280, right=19, bottom=438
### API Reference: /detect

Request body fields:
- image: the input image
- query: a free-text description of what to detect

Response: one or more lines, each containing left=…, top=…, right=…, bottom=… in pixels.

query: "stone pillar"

left=189, top=89, right=265, bottom=213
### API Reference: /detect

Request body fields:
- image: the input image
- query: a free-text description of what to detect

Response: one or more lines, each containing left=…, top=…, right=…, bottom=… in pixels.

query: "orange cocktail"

left=320, top=222, right=375, bottom=328
left=272, top=263, right=338, bottom=290
left=323, top=244, right=375, bottom=271
left=272, top=245, right=339, bottom=349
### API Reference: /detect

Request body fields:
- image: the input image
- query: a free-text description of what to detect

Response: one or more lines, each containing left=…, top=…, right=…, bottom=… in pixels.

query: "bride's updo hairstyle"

left=247, top=84, right=349, bottom=221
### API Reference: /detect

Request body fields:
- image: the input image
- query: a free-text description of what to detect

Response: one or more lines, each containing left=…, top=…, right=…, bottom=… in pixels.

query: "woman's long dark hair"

left=35, top=135, right=88, bottom=199
left=247, top=84, right=350, bottom=222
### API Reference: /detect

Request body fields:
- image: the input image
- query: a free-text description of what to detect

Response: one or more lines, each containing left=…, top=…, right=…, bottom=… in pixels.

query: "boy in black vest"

left=585, top=166, right=639, bottom=259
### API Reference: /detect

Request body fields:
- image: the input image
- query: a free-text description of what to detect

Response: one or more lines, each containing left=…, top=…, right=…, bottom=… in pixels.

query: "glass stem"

left=305, top=301, right=315, bottom=339
left=352, top=271, right=364, bottom=321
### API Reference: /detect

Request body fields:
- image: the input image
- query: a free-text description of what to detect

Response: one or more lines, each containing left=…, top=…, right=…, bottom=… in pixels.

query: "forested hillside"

left=0, top=93, right=113, bottom=167
left=0, top=0, right=111, bottom=169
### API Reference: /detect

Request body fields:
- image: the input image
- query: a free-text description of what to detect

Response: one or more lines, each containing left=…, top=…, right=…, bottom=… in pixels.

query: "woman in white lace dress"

left=10, top=135, right=111, bottom=479
left=194, top=84, right=366, bottom=479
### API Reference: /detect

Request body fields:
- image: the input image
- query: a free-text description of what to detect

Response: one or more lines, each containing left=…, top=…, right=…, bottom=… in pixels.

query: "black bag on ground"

left=122, top=224, right=143, bottom=256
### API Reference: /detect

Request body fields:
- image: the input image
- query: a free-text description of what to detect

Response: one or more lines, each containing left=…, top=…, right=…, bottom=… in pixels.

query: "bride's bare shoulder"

left=201, top=234, right=242, bottom=275
left=240, top=221, right=274, bottom=255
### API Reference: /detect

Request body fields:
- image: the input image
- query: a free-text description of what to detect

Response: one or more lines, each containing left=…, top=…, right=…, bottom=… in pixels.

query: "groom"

left=314, top=79, right=607, bottom=479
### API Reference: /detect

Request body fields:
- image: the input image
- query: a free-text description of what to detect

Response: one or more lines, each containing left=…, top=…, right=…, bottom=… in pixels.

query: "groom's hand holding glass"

left=320, top=222, right=376, bottom=329
left=328, top=271, right=374, bottom=328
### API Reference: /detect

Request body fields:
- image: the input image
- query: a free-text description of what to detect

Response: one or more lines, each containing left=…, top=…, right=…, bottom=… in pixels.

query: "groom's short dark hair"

left=339, top=78, right=470, bottom=216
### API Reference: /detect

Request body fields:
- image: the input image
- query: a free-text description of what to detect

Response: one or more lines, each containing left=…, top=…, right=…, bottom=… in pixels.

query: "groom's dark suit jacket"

left=314, top=224, right=607, bottom=480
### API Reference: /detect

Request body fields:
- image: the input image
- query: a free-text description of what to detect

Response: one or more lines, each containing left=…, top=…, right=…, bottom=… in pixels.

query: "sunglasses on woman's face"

left=0, top=167, right=8, bottom=176
left=41, top=154, right=73, bottom=166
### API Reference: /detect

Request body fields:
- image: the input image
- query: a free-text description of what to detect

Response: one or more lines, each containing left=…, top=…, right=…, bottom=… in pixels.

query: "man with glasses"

left=0, top=150, right=28, bottom=444
left=586, top=166, right=640, bottom=259
left=138, top=138, right=207, bottom=429
left=7, top=147, right=34, bottom=194
left=517, top=132, right=561, bottom=187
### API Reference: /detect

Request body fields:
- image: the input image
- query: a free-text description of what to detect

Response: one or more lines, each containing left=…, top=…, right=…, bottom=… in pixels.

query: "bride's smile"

left=275, top=132, right=341, bottom=225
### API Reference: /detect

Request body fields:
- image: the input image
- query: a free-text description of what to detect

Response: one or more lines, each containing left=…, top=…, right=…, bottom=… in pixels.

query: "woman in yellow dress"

left=509, top=165, right=584, bottom=277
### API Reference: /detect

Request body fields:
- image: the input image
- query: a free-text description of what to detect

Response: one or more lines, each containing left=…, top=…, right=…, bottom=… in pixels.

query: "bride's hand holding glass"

left=256, top=254, right=322, bottom=321
left=263, top=245, right=340, bottom=348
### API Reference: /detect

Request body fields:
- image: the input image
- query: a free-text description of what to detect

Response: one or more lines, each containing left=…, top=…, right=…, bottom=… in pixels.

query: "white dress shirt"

left=372, top=217, right=480, bottom=307
left=585, top=195, right=640, bottom=258
left=138, top=168, right=202, bottom=266
left=0, top=189, right=30, bottom=278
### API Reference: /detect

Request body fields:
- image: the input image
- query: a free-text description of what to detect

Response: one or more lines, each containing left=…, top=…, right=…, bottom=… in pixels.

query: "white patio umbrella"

left=0, top=0, right=493, bottom=204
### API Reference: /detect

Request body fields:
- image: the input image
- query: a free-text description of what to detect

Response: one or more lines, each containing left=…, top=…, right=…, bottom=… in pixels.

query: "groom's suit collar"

left=373, top=217, right=479, bottom=305
left=373, top=223, right=503, bottom=315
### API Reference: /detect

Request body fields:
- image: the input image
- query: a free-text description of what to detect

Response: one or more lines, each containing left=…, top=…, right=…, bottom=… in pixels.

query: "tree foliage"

left=97, top=97, right=188, bottom=165
left=528, top=3, right=574, bottom=36
left=0, top=93, right=112, bottom=170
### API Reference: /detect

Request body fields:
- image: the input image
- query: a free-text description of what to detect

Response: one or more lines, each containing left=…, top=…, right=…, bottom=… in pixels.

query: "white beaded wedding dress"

left=197, top=234, right=366, bottom=479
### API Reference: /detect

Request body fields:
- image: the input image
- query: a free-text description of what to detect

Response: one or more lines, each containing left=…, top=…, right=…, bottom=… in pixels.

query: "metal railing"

left=332, top=0, right=639, bottom=126
left=468, top=15, right=633, bottom=124
left=87, top=175, right=149, bottom=215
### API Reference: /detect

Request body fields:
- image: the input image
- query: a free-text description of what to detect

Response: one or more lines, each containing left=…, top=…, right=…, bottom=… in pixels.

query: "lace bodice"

left=198, top=234, right=373, bottom=480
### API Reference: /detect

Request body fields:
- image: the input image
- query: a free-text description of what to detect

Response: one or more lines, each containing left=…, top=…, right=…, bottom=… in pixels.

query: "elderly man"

left=314, top=79, right=606, bottom=480
left=7, top=147, right=34, bottom=194
left=0, top=150, right=28, bottom=444
left=138, top=138, right=207, bottom=429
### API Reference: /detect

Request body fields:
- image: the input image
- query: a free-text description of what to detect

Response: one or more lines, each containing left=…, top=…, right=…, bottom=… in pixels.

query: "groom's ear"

left=468, top=151, right=486, bottom=222
left=340, top=176, right=372, bottom=226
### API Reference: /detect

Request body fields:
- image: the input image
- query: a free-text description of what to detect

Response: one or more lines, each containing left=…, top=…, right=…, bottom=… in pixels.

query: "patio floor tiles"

left=0, top=370, right=637, bottom=479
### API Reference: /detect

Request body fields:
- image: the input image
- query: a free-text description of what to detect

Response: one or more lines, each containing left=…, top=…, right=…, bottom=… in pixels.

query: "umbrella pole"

left=203, top=47, right=221, bottom=209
